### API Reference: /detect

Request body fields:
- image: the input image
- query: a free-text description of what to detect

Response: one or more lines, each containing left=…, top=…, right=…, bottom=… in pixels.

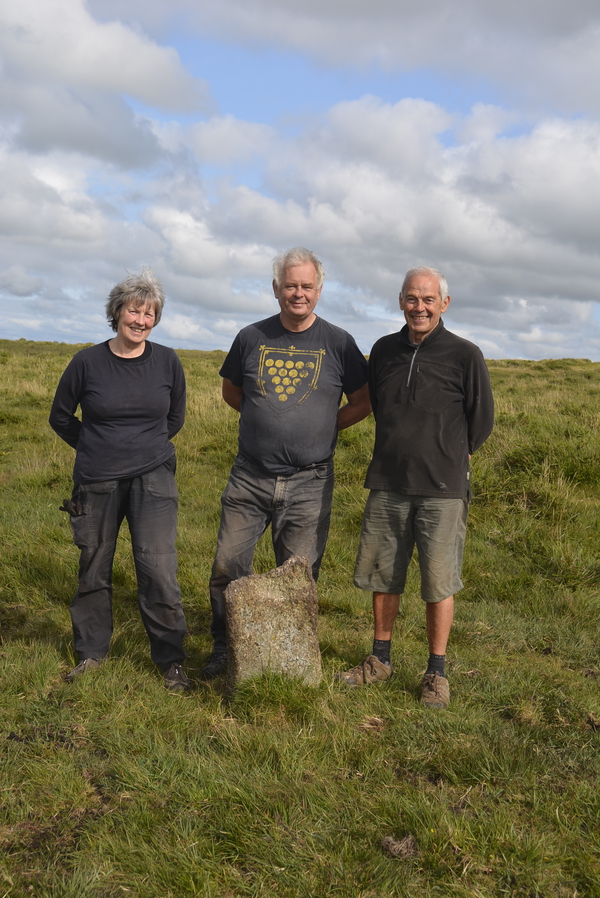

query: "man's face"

left=399, top=273, right=450, bottom=344
left=273, top=262, right=322, bottom=331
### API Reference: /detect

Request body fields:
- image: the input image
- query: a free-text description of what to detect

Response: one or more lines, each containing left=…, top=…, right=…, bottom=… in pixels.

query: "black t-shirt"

left=49, top=340, right=186, bottom=483
left=221, top=315, right=368, bottom=475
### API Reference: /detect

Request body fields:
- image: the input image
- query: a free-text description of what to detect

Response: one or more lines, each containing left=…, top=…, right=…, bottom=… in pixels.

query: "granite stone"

left=225, top=556, right=322, bottom=689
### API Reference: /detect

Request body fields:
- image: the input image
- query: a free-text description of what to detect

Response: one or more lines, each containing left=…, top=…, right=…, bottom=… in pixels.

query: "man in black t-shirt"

left=202, top=247, right=371, bottom=679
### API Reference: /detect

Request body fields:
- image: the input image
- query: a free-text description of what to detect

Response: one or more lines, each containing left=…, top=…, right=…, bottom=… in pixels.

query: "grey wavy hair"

left=105, top=267, right=166, bottom=331
left=401, top=267, right=449, bottom=303
left=272, top=247, right=325, bottom=291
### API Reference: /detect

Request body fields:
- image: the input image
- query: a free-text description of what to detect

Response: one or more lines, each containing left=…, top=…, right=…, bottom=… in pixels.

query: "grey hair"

left=401, top=267, right=449, bottom=303
left=272, top=247, right=325, bottom=290
left=105, top=267, right=166, bottom=332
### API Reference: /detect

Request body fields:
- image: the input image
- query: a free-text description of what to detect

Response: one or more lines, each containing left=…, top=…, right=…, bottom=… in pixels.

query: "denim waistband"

left=296, top=458, right=333, bottom=471
left=239, top=453, right=332, bottom=476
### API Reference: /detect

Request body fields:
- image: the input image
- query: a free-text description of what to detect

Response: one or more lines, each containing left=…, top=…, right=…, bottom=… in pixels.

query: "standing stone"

left=225, top=556, right=322, bottom=689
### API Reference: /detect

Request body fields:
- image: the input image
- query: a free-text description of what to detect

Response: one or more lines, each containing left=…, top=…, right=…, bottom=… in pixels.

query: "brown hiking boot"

left=421, top=672, right=450, bottom=709
left=337, top=655, right=393, bottom=687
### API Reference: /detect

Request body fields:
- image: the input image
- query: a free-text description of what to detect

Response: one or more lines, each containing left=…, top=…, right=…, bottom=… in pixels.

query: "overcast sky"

left=1, top=0, right=599, bottom=358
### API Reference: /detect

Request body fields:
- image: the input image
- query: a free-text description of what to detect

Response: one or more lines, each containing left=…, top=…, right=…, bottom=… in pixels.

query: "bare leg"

left=373, top=592, right=400, bottom=640
left=425, top=595, right=454, bottom=655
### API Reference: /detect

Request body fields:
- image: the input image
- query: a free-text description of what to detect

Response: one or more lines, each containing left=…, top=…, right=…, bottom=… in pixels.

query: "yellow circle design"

left=300, top=370, right=308, bottom=378
left=278, top=394, right=288, bottom=402
left=272, top=376, right=281, bottom=384
left=296, top=361, right=304, bottom=369
left=307, top=362, right=315, bottom=369
left=275, top=359, right=284, bottom=368
left=282, top=377, right=291, bottom=386
left=268, top=367, right=277, bottom=375
left=265, top=359, right=274, bottom=366
left=293, top=378, right=301, bottom=385
left=289, top=369, right=297, bottom=377
left=275, top=386, right=284, bottom=394
left=286, top=387, right=296, bottom=394
left=285, top=360, right=294, bottom=369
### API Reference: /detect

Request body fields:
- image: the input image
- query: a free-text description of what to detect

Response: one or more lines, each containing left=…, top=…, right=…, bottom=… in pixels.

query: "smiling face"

left=400, top=273, right=450, bottom=344
left=273, top=262, right=322, bottom=332
left=116, top=300, right=156, bottom=348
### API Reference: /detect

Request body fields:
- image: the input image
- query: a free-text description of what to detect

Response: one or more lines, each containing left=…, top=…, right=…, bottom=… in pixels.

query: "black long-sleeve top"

left=49, top=340, right=186, bottom=483
left=364, top=321, right=494, bottom=498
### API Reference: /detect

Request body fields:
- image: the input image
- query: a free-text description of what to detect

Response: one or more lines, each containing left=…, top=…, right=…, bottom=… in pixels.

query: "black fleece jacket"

left=364, top=321, right=494, bottom=498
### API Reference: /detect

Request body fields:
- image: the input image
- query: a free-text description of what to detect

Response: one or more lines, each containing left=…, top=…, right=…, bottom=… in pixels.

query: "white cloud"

left=8, top=317, right=42, bottom=330
left=0, top=266, right=42, bottom=297
left=319, top=97, right=453, bottom=175
left=0, top=0, right=211, bottom=168
left=187, top=98, right=598, bottom=321
left=9, top=85, right=162, bottom=167
left=148, top=210, right=232, bottom=277
left=0, top=0, right=208, bottom=113
left=453, top=116, right=600, bottom=253
left=2, top=90, right=599, bottom=357
left=159, top=313, right=215, bottom=343
left=88, top=0, right=600, bottom=113
left=0, top=1, right=598, bottom=360
left=188, top=116, right=274, bottom=165
left=0, top=150, right=107, bottom=244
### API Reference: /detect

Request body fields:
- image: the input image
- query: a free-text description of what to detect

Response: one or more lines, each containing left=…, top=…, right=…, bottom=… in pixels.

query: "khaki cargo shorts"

left=354, top=490, right=469, bottom=602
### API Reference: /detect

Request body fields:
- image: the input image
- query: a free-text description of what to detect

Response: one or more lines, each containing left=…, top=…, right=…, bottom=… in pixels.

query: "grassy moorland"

left=0, top=338, right=599, bottom=898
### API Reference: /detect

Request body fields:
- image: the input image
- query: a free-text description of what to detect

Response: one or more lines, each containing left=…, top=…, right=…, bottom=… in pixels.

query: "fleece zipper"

left=406, top=344, right=420, bottom=387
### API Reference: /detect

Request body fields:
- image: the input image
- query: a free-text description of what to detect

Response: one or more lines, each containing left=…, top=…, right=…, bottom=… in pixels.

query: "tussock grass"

left=1, top=341, right=599, bottom=897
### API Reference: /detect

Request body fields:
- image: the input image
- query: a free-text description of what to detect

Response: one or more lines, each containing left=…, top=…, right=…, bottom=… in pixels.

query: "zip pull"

left=407, top=345, right=420, bottom=386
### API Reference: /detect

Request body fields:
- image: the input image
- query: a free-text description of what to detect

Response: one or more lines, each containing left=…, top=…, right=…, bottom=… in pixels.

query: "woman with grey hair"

left=50, top=268, right=190, bottom=691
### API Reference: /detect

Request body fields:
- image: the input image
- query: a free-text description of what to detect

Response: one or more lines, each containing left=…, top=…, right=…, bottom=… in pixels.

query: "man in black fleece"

left=338, top=267, right=494, bottom=708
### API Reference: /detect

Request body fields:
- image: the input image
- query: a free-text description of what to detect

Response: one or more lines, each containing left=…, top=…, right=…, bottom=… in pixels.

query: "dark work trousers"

left=68, top=459, right=187, bottom=669
left=209, top=454, right=334, bottom=651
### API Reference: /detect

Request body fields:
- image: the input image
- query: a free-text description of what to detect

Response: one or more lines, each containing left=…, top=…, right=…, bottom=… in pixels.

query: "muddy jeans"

left=209, top=454, right=334, bottom=651
left=68, top=458, right=187, bottom=669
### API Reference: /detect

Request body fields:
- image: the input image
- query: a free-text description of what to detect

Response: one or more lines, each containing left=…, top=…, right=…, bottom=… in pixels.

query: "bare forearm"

left=222, top=378, right=243, bottom=412
left=337, top=385, right=371, bottom=431
left=338, top=403, right=368, bottom=430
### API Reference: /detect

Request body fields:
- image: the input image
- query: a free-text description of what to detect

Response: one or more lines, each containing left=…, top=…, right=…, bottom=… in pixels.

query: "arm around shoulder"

left=338, top=383, right=371, bottom=431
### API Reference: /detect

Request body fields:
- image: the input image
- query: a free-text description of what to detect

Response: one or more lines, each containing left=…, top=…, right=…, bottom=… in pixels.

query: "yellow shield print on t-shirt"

left=257, top=345, right=325, bottom=409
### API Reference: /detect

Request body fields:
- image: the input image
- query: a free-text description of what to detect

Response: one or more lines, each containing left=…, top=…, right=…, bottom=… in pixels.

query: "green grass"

left=1, top=340, right=599, bottom=897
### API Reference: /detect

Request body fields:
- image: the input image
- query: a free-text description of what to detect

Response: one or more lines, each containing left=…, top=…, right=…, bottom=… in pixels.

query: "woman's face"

left=116, top=300, right=156, bottom=346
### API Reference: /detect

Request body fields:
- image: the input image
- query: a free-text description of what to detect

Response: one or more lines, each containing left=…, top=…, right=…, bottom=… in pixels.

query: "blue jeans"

left=209, top=454, right=335, bottom=650
left=68, top=459, right=187, bottom=669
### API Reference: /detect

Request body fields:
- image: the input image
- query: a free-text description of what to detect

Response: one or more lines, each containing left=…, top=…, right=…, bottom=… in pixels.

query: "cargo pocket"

left=147, top=462, right=179, bottom=500
left=70, top=481, right=118, bottom=548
